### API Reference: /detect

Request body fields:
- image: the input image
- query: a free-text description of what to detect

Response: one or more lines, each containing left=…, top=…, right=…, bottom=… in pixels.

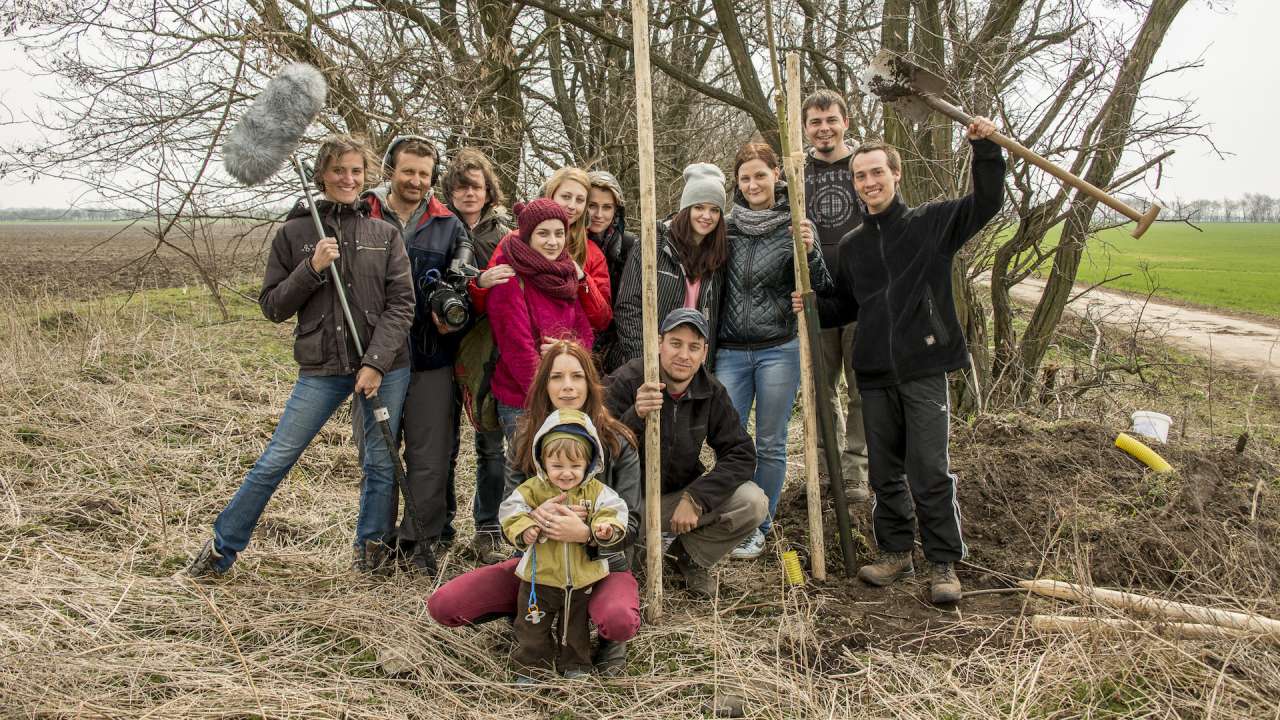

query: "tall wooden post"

left=631, top=0, right=663, bottom=623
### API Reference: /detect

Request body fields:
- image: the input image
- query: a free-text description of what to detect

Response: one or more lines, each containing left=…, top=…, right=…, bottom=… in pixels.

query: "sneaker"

left=514, top=673, right=539, bottom=686
left=856, top=550, right=915, bottom=586
left=592, top=639, right=627, bottom=676
left=929, top=562, right=962, bottom=604
left=184, top=539, right=226, bottom=578
left=562, top=668, right=590, bottom=680
left=847, top=477, right=871, bottom=502
left=471, top=530, right=508, bottom=565
left=661, top=533, right=677, bottom=553
left=729, top=529, right=766, bottom=560
left=672, top=543, right=717, bottom=598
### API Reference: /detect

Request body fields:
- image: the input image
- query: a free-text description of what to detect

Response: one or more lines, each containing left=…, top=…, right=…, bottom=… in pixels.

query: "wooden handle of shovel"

left=917, top=94, right=1160, bottom=239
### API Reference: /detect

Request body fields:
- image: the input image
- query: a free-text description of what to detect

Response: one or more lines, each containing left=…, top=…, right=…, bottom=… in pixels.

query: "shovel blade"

left=860, top=49, right=953, bottom=125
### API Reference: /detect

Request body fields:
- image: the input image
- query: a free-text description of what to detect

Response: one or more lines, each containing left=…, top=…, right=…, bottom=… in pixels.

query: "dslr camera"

left=424, top=237, right=479, bottom=332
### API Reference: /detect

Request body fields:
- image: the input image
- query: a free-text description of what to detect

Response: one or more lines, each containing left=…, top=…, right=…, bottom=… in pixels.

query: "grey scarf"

left=728, top=203, right=791, bottom=237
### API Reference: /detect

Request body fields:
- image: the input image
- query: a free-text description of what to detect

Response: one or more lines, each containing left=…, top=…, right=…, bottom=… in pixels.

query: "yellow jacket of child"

left=499, top=409, right=628, bottom=589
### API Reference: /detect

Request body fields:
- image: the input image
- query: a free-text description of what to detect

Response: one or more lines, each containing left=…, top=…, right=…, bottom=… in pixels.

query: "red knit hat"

left=515, top=197, right=569, bottom=243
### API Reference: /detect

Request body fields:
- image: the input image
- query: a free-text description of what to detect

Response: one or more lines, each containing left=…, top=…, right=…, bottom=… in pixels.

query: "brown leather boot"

left=856, top=550, right=914, bottom=586
left=929, top=562, right=962, bottom=604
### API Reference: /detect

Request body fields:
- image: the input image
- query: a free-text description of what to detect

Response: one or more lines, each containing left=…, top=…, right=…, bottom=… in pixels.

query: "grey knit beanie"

left=679, top=163, right=727, bottom=212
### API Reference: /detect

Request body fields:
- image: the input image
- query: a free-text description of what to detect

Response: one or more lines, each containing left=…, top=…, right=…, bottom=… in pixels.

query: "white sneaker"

left=730, top=529, right=766, bottom=560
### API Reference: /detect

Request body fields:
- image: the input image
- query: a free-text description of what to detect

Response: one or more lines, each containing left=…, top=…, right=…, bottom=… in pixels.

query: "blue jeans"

left=497, top=401, right=524, bottom=443
left=715, top=337, right=801, bottom=533
left=211, top=367, right=411, bottom=571
left=473, top=428, right=507, bottom=532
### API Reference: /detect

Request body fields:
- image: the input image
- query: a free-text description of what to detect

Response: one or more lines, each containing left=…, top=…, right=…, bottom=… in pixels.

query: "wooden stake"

left=1021, top=579, right=1280, bottom=639
left=1030, top=615, right=1259, bottom=643
left=630, top=0, right=663, bottom=623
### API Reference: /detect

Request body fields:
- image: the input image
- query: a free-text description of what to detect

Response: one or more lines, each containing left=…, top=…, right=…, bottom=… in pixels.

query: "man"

left=815, top=118, right=1004, bottom=604
left=358, top=135, right=472, bottom=574
left=801, top=89, right=869, bottom=501
left=606, top=308, right=764, bottom=598
left=441, top=148, right=514, bottom=564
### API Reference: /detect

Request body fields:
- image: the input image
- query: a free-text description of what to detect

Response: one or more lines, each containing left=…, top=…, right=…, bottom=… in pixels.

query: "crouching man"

left=606, top=308, right=764, bottom=598
left=813, top=118, right=1005, bottom=604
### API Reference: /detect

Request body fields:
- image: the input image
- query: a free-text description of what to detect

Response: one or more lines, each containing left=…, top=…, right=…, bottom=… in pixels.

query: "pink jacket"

left=487, top=272, right=595, bottom=408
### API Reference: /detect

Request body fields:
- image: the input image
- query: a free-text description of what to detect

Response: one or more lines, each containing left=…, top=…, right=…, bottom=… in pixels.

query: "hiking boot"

left=672, top=544, right=717, bottom=598
left=406, top=541, right=438, bottom=576
left=847, top=477, right=871, bottom=502
left=929, top=562, right=962, bottom=604
left=471, top=530, right=508, bottom=565
left=593, top=639, right=627, bottom=676
left=352, top=540, right=392, bottom=575
left=856, top=550, right=915, bottom=586
left=729, top=529, right=766, bottom=560
left=184, top=539, right=226, bottom=578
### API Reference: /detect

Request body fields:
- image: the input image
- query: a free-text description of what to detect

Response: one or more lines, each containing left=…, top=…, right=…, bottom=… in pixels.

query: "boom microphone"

left=223, top=63, right=327, bottom=186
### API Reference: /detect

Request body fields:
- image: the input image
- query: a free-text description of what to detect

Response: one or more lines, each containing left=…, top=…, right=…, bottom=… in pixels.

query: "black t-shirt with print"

left=805, top=151, right=863, bottom=272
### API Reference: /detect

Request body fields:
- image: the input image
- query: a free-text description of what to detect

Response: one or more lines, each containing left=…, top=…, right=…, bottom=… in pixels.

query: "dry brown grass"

left=1, top=284, right=1278, bottom=718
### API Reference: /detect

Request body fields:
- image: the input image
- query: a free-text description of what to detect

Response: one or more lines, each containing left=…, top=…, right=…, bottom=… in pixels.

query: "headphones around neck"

left=383, top=134, right=444, bottom=186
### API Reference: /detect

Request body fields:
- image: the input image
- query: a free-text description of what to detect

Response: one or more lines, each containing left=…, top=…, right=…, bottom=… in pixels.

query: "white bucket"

left=1131, top=411, right=1172, bottom=444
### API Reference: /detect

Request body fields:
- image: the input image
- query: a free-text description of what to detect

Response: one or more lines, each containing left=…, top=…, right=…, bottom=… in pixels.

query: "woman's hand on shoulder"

left=478, top=263, right=515, bottom=289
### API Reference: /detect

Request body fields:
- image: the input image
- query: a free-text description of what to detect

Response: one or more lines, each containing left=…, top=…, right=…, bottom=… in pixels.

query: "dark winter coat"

left=818, top=138, right=1006, bottom=390
left=719, top=183, right=834, bottom=349
left=259, top=199, right=414, bottom=377
left=461, top=204, right=514, bottom=270
left=364, top=191, right=472, bottom=372
left=590, top=207, right=637, bottom=373
left=606, top=358, right=756, bottom=514
left=610, top=219, right=725, bottom=370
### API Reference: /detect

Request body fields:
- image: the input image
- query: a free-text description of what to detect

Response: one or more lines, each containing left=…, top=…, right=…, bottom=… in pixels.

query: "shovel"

left=861, top=50, right=1161, bottom=238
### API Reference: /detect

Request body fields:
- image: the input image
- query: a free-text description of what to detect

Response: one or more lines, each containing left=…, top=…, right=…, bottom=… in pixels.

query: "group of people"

left=183, top=89, right=1006, bottom=681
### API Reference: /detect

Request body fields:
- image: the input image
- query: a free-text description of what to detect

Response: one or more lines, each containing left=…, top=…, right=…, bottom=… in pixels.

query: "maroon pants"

left=427, top=558, right=641, bottom=642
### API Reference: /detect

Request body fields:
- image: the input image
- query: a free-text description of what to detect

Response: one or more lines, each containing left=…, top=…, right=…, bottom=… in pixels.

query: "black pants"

left=513, top=581, right=592, bottom=674
left=861, top=373, right=966, bottom=562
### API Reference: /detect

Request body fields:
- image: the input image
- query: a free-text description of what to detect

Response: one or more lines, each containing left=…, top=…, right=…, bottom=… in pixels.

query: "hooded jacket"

left=485, top=236, right=596, bottom=408
left=610, top=219, right=725, bottom=370
left=499, top=409, right=629, bottom=589
left=817, top=138, right=1006, bottom=389
left=259, top=198, right=414, bottom=377
left=589, top=184, right=637, bottom=373
left=606, top=358, right=756, bottom=513
left=719, top=182, right=834, bottom=349
left=805, top=148, right=863, bottom=273
left=363, top=188, right=472, bottom=371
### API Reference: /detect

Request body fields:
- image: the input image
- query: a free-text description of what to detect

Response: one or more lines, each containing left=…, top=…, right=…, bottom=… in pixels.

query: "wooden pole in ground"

left=784, top=52, right=857, bottom=576
left=630, top=0, right=663, bottom=623
left=1021, top=579, right=1280, bottom=639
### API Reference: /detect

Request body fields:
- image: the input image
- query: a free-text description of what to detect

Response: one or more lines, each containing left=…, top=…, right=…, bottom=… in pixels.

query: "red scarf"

left=503, top=234, right=580, bottom=300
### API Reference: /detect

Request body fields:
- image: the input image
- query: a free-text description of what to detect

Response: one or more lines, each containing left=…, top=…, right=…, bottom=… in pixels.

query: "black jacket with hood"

left=259, top=198, right=414, bottom=377
left=590, top=202, right=637, bottom=373
left=818, top=138, right=1006, bottom=390
left=719, top=182, right=834, bottom=349
left=606, top=358, right=756, bottom=515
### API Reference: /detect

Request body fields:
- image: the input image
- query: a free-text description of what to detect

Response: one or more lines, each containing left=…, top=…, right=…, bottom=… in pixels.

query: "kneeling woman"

left=185, top=135, right=416, bottom=576
left=429, top=340, right=641, bottom=675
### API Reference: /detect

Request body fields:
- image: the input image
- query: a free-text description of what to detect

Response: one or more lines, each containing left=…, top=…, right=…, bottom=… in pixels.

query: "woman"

left=586, top=169, right=636, bottom=373
left=428, top=340, right=642, bottom=676
left=485, top=199, right=594, bottom=437
left=717, top=142, right=831, bottom=561
left=468, top=167, right=612, bottom=333
left=611, top=162, right=730, bottom=370
left=185, top=135, right=416, bottom=576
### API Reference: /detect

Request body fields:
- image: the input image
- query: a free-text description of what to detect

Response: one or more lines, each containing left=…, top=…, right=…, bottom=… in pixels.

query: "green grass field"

left=1071, top=222, right=1280, bottom=319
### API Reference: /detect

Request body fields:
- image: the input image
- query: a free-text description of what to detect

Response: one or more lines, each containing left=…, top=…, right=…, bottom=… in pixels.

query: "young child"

left=499, top=408, right=628, bottom=681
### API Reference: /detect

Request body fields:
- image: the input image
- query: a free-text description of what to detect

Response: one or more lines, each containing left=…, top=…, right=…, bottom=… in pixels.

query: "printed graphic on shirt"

left=805, top=161, right=861, bottom=251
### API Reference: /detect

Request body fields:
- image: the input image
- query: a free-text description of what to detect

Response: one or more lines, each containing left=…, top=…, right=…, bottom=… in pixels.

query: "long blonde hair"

left=542, top=167, right=592, bottom=265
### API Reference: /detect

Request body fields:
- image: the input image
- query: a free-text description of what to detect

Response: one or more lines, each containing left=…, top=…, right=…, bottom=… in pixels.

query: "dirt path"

left=1009, top=277, right=1280, bottom=378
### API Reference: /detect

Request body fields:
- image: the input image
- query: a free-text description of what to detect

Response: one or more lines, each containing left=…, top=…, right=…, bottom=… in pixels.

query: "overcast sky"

left=0, top=0, right=1275, bottom=209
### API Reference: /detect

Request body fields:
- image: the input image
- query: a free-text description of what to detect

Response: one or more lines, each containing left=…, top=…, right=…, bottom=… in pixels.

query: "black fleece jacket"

left=606, top=358, right=756, bottom=514
left=818, top=138, right=1005, bottom=390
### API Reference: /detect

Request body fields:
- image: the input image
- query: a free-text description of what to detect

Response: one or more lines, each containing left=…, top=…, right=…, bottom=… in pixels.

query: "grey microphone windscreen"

left=224, top=63, right=327, bottom=186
